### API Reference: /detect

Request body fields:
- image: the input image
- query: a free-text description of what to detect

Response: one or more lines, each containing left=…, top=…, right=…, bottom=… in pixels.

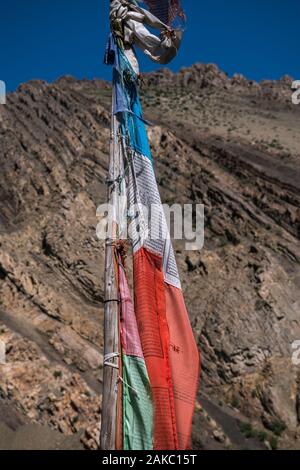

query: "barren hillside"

left=0, top=64, right=300, bottom=449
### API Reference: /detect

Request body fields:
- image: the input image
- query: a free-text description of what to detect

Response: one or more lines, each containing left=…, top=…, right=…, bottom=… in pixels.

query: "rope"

left=118, top=375, right=140, bottom=399
left=105, top=174, right=125, bottom=187
left=104, top=352, right=120, bottom=369
left=103, top=359, right=140, bottom=399
left=105, top=238, right=117, bottom=247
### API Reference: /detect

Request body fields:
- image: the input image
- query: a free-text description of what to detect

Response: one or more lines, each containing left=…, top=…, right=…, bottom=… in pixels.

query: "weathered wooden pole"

left=100, top=100, right=120, bottom=450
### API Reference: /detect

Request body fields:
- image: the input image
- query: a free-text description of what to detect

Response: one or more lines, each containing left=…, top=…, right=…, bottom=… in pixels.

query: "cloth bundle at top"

left=109, top=0, right=184, bottom=65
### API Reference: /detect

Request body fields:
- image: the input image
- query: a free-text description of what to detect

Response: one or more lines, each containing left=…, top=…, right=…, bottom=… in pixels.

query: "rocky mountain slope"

left=0, top=63, right=300, bottom=450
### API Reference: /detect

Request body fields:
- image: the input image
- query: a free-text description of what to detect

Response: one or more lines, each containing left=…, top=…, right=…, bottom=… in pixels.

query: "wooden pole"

left=100, top=101, right=120, bottom=449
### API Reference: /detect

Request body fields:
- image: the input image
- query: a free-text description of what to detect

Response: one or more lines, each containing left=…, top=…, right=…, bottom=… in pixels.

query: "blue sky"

left=1, top=0, right=300, bottom=92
